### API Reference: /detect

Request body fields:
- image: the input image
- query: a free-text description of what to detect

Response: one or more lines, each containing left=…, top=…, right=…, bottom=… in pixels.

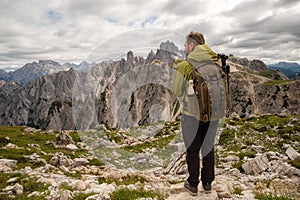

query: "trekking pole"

left=218, top=54, right=230, bottom=91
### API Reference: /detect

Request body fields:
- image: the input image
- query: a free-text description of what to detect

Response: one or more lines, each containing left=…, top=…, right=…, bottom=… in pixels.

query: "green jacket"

left=173, top=44, right=220, bottom=118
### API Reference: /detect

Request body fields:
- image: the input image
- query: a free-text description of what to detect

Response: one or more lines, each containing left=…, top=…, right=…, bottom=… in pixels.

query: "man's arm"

left=173, top=60, right=193, bottom=97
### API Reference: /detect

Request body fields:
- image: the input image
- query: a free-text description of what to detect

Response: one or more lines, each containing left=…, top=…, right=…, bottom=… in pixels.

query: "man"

left=173, top=31, right=221, bottom=196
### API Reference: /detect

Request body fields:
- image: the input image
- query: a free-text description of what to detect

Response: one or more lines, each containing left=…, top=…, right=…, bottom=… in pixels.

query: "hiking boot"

left=202, top=182, right=212, bottom=191
left=184, top=181, right=198, bottom=196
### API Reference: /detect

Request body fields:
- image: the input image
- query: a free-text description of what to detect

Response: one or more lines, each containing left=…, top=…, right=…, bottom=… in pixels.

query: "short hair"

left=186, top=31, right=205, bottom=45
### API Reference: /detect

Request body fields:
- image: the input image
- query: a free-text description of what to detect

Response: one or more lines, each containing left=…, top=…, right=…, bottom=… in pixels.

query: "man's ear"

left=189, top=42, right=195, bottom=50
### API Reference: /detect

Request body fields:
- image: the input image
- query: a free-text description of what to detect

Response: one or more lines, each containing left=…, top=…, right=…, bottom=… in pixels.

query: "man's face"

left=184, top=40, right=194, bottom=56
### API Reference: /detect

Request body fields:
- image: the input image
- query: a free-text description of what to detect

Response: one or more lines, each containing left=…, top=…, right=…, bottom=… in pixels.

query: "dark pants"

left=182, top=114, right=218, bottom=187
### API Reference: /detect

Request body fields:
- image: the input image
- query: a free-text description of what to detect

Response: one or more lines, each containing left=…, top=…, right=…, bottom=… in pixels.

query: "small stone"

left=73, top=158, right=89, bottom=167
left=7, top=177, right=19, bottom=183
left=73, top=180, right=87, bottom=191
left=66, top=144, right=78, bottom=151
left=45, top=129, right=54, bottom=134
left=24, top=127, right=39, bottom=133
left=3, top=183, right=23, bottom=195
left=3, top=143, right=20, bottom=149
left=220, top=155, right=240, bottom=162
left=49, top=156, right=59, bottom=166
left=286, top=146, right=300, bottom=161
left=55, top=131, right=75, bottom=146
left=0, top=164, right=13, bottom=172
left=279, top=109, right=291, bottom=116
left=214, top=176, right=234, bottom=198
left=0, top=159, right=18, bottom=168
left=13, top=183, right=23, bottom=194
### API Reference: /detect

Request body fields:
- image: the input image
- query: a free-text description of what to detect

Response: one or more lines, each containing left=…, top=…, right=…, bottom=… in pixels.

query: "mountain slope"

left=268, top=62, right=300, bottom=79
left=0, top=43, right=299, bottom=130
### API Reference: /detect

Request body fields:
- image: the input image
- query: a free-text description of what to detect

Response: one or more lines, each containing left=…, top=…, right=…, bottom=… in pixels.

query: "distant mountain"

left=268, top=62, right=300, bottom=79
left=0, top=60, right=94, bottom=84
left=0, top=69, right=8, bottom=81
left=7, top=60, right=64, bottom=84
left=228, top=57, right=268, bottom=71
left=0, top=42, right=184, bottom=85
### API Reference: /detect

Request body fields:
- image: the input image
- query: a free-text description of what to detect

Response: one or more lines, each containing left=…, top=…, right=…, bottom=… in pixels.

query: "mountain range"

left=0, top=60, right=95, bottom=84
left=0, top=41, right=299, bottom=130
left=268, top=62, right=300, bottom=79
left=1, top=48, right=298, bottom=85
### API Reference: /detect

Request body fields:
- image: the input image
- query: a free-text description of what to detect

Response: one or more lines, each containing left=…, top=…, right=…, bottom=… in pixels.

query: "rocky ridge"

left=0, top=60, right=95, bottom=85
left=268, top=62, right=300, bottom=79
left=0, top=42, right=299, bottom=130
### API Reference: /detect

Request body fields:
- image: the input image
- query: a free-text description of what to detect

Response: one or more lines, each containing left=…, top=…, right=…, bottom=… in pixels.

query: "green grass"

left=123, top=121, right=180, bottom=153
left=238, top=149, right=256, bottom=159
left=89, top=158, right=105, bottom=166
left=69, top=131, right=82, bottom=143
left=0, top=126, right=93, bottom=169
left=122, top=134, right=176, bottom=153
left=110, top=188, right=163, bottom=200
left=255, top=193, right=294, bottom=200
left=0, top=126, right=105, bottom=199
left=104, top=129, right=126, bottom=143
left=234, top=187, right=243, bottom=195
left=65, top=171, right=82, bottom=179
left=0, top=173, right=24, bottom=190
left=21, top=177, right=50, bottom=193
left=220, top=115, right=300, bottom=154
left=73, top=192, right=97, bottom=200
left=0, top=135, right=9, bottom=147
left=257, top=70, right=278, bottom=79
left=263, top=80, right=294, bottom=86
left=155, top=121, right=180, bottom=137
left=59, top=182, right=73, bottom=191
left=219, top=114, right=300, bottom=173
left=98, top=174, right=147, bottom=185
left=233, top=160, right=244, bottom=173
left=0, top=194, right=47, bottom=200
left=289, top=160, right=300, bottom=169
left=0, top=174, right=50, bottom=200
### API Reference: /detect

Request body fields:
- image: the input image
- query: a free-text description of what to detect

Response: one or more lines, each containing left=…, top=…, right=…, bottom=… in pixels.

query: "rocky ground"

left=0, top=114, right=299, bottom=199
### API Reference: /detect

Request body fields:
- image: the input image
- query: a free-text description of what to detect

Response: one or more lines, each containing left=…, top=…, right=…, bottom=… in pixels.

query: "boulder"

left=73, top=180, right=87, bottom=191
left=3, top=143, right=21, bottom=149
left=55, top=131, right=75, bottom=146
left=49, top=153, right=73, bottom=167
left=0, top=159, right=17, bottom=168
left=242, top=154, right=269, bottom=175
left=2, top=183, right=23, bottom=195
left=24, top=127, right=39, bottom=133
left=72, top=158, right=89, bottom=167
left=66, top=144, right=78, bottom=151
left=286, top=146, right=300, bottom=161
left=214, top=175, right=234, bottom=198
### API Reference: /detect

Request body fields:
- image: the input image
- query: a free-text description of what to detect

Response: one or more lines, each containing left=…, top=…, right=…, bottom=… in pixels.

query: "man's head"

left=184, top=31, right=205, bottom=56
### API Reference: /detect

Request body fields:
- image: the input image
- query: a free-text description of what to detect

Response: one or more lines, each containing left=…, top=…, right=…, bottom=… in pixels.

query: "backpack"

left=185, top=58, right=230, bottom=122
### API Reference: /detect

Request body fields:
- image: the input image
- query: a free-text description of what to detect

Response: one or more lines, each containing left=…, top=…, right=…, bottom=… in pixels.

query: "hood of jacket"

left=187, top=44, right=220, bottom=64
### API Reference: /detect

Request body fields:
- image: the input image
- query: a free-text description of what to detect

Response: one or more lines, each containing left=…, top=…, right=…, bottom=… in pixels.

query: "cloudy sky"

left=0, top=0, right=299, bottom=70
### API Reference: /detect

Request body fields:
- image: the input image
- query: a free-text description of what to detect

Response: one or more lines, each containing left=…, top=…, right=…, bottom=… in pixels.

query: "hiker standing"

left=173, top=31, right=229, bottom=196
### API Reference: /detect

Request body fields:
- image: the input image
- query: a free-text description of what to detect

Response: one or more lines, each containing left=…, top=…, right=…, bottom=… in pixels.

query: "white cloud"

left=0, top=0, right=299, bottom=70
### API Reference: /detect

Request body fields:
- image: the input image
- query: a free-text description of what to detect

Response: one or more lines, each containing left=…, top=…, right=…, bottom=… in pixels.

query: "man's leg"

left=186, top=141, right=201, bottom=187
left=182, top=114, right=201, bottom=187
left=201, top=147, right=215, bottom=184
left=200, top=120, right=218, bottom=187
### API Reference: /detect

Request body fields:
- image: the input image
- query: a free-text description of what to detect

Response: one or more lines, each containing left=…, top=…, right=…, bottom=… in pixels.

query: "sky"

left=0, top=0, right=300, bottom=71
